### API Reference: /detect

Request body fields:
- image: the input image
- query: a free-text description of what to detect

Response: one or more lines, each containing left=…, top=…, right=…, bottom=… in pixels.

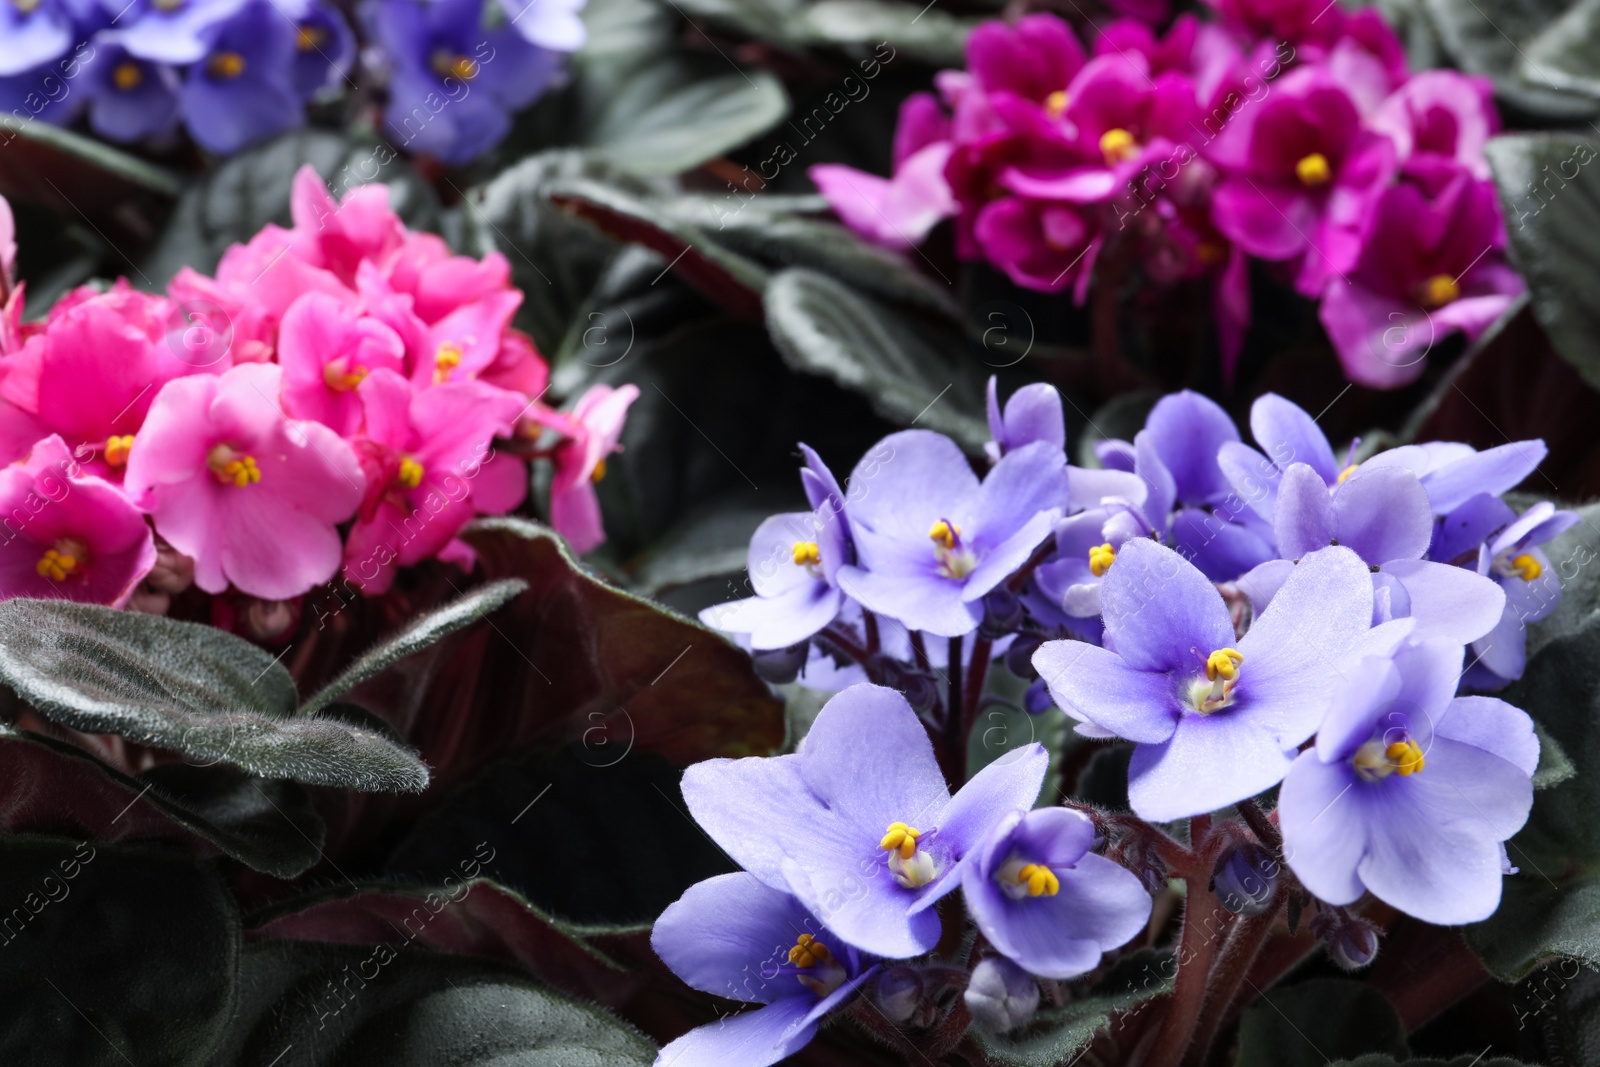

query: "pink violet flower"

left=811, top=93, right=958, bottom=250
left=1371, top=70, right=1500, bottom=179
left=276, top=291, right=406, bottom=436
left=0, top=434, right=156, bottom=606
left=383, top=228, right=515, bottom=326
left=342, top=368, right=524, bottom=594
left=545, top=383, right=639, bottom=555
left=287, top=165, right=406, bottom=285
left=124, top=362, right=364, bottom=600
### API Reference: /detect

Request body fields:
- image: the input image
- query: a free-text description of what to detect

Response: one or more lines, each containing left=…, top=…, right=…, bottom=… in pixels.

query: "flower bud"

left=1004, top=635, right=1042, bottom=679
left=1212, top=842, right=1278, bottom=916
left=751, top=642, right=808, bottom=684
left=979, top=588, right=1023, bottom=639
left=1311, top=909, right=1381, bottom=971
left=965, top=956, right=1039, bottom=1033
left=874, top=966, right=923, bottom=1024
left=901, top=670, right=940, bottom=713
left=1023, top=678, right=1054, bottom=715
left=243, top=598, right=297, bottom=641
left=145, top=545, right=196, bottom=595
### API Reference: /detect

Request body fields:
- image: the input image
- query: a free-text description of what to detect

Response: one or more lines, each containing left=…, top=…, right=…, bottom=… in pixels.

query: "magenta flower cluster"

left=811, top=0, right=1522, bottom=388
left=673, top=378, right=1567, bottom=1063
left=0, top=172, right=634, bottom=613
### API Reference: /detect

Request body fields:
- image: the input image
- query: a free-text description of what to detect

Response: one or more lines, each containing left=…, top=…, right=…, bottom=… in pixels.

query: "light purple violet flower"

left=985, top=377, right=1066, bottom=463
left=652, top=872, right=878, bottom=1067
left=0, top=0, right=75, bottom=77
left=494, top=0, right=586, bottom=52
left=1033, top=539, right=1374, bottom=821
left=1217, top=391, right=1345, bottom=527
left=1109, top=390, right=1276, bottom=582
left=836, top=429, right=1066, bottom=638
left=962, top=806, right=1150, bottom=978
left=1032, top=505, right=1150, bottom=621
left=1279, top=634, right=1536, bottom=925
left=115, top=0, right=251, bottom=65
left=1360, top=438, right=1547, bottom=517
left=180, top=0, right=302, bottom=154
left=82, top=38, right=181, bottom=143
left=1245, top=461, right=1506, bottom=644
left=700, top=445, right=853, bottom=650
left=681, top=683, right=1048, bottom=958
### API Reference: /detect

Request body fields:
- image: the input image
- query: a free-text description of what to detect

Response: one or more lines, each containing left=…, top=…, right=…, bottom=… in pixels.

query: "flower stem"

left=1138, top=815, right=1225, bottom=1067
left=945, top=636, right=964, bottom=759
left=864, top=611, right=881, bottom=656
left=961, top=636, right=992, bottom=755
left=1189, top=892, right=1286, bottom=1066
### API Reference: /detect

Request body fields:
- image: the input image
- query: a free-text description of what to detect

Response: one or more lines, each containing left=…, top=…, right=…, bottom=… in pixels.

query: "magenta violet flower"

left=276, top=291, right=407, bottom=436
left=123, top=362, right=363, bottom=599
left=651, top=872, right=878, bottom=1067
left=1034, top=538, right=1374, bottom=821
left=836, top=429, right=1066, bottom=638
left=961, top=806, right=1151, bottom=978
left=542, top=382, right=639, bottom=555
left=681, top=682, right=1048, bottom=957
left=1279, top=634, right=1536, bottom=924
left=0, top=435, right=156, bottom=606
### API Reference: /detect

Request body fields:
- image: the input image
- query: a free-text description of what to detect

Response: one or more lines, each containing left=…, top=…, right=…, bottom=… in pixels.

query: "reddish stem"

left=1188, top=893, right=1287, bottom=1066
left=960, top=637, right=993, bottom=756
left=1138, top=816, right=1226, bottom=1067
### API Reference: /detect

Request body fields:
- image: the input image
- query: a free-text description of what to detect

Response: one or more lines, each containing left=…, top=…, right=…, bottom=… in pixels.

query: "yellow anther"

left=151, top=0, right=183, bottom=10
left=397, top=456, right=425, bottom=490
left=1420, top=273, right=1460, bottom=308
left=207, top=51, right=246, bottom=79
left=1510, top=553, right=1542, bottom=581
left=880, top=821, right=922, bottom=861
left=787, top=933, right=832, bottom=968
left=928, top=520, right=960, bottom=550
left=208, top=446, right=261, bottom=487
left=1045, top=90, right=1069, bottom=118
left=1017, top=863, right=1060, bottom=897
left=1099, top=127, right=1139, bottom=165
left=1337, top=463, right=1359, bottom=484
left=792, top=540, right=821, bottom=567
left=432, top=51, right=480, bottom=81
left=1088, top=542, right=1116, bottom=578
left=1205, top=647, right=1243, bottom=682
left=104, top=435, right=135, bottom=468
left=35, top=544, right=83, bottom=582
left=1385, top=739, right=1425, bottom=776
left=113, top=62, right=142, bottom=92
left=434, top=342, right=463, bottom=383
left=296, top=24, right=326, bottom=50
left=590, top=457, right=607, bottom=484
left=1295, top=152, right=1332, bottom=187
left=322, top=361, right=368, bottom=392
left=12, top=0, right=41, bottom=11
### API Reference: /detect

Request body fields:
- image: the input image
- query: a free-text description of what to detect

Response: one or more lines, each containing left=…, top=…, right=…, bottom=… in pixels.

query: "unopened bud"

left=1212, top=843, right=1278, bottom=916
left=965, top=956, right=1039, bottom=1033
left=751, top=642, right=808, bottom=684
left=1004, top=635, right=1042, bottom=679
left=979, top=588, right=1023, bottom=639
left=243, top=598, right=296, bottom=641
left=145, top=545, right=196, bottom=595
left=875, top=966, right=922, bottom=1024
left=1023, top=678, right=1054, bottom=715
left=1311, top=909, right=1380, bottom=971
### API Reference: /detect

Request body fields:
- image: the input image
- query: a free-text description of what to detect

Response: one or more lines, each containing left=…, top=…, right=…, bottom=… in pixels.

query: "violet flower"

left=1217, top=391, right=1343, bottom=526
left=1371, top=70, right=1499, bottom=179
left=0, top=0, right=75, bottom=77
left=116, top=0, right=251, bottom=66
left=82, top=38, right=182, bottom=143
left=962, top=806, right=1150, bottom=978
left=1280, top=635, right=1536, bottom=925
left=652, top=872, right=877, bottom=1067
left=1360, top=438, right=1546, bottom=518
left=681, top=683, right=1048, bottom=957
left=179, top=1, right=302, bottom=154
left=811, top=94, right=956, bottom=251
left=985, top=377, right=1065, bottom=462
left=1034, top=539, right=1374, bottom=821
left=836, top=429, right=1066, bottom=638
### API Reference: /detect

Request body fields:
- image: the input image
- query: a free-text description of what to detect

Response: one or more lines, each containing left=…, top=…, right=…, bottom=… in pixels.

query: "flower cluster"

left=812, top=0, right=1522, bottom=388
left=0, top=171, right=633, bottom=614
left=675, top=378, right=1567, bottom=1060
left=0, top=0, right=582, bottom=161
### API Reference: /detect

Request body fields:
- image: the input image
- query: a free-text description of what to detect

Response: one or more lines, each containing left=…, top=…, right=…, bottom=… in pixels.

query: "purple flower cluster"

left=0, top=0, right=580, bottom=161
left=671, top=380, right=1570, bottom=1055
left=811, top=0, right=1522, bottom=388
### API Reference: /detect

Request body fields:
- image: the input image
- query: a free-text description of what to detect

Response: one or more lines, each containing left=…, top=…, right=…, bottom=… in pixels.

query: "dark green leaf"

left=1486, top=135, right=1600, bottom=393
left=1235, top=979, right=1408, bottom=1067
left=0, top=729, right=325, bottom=878
left=584, top=55, right=788, bottom=176
left=1520, top=0, right=1600, bottom=99
left=1534, top=721, right=1577, bottom=788
left=0, top=114, right=182, bottom=209
left=668, top=0, right=975, bottom=64
left=0, top=836, right=238, bottom=1066
left=1420, top=0, right=1600, bottom=119
left=301, top=579, right=526, bottom=716
left=209, top=940, right=656, bottom=1065
left=143, top=129, right=440, bottom=284
left=0, top=600, right=429, bottom=792
left=973, top=948, right=1173, bottom=1066
left=627, top=491, right=790, bottom=596
left=764, top=268, right=988, bottom=450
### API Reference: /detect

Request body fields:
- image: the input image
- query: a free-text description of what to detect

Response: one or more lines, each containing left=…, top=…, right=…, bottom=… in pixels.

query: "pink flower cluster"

left=811, top=0, right=1522, bottom=389
left=0, top=168, right=636, bottom=613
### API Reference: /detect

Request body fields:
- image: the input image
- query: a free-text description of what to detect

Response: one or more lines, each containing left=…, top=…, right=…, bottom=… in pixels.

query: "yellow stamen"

left=1420, top=273, right=1460, bottom=308
left=296, top=24, right=326, bottom=50
left=12, top=0, right=42, bottom=11
left=1045, top=90, right=1068, bottom=118
left=35, top=540, right=86, bottom=582
left=1099, top=127, right=1139, bottom=165
left=432, top=51, right=480, bottom=81
left=1017, top=863, right=1060, bottom=897
left=590, top=457, right=607, bottom=484
left=208, top=446, right=261, bottom=487
left=1205, top=647, right=1244, bottom=682
left=397, top=456, right=424, bottom=490
left=928, top=520, right=960, bottom=550
left=1337, top=463, right=1359, bottom=484
left=434, top=341, right=463, bottom=383
left=151, top=0, right=183, bottom=10
left=113, top=62, right=142, bottom=92
left=1088, top=542, right=1116, bottom=578
left=792, top=540, right=821, bottom=567
left=1295, top=152, right=1331, bottom=187
left=1385, top=739, right=1425, bottom=776
left=322, top=361, right=368, bottom=392
left=787, top=932, right=832, bottom=968
left=1510, top=553, right=1542, bottom=581
left=105, top=435, right=135, bottom=468
left=880, top=821, right=922, bottom=861
left=207, top=51, right=246, bottom=80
